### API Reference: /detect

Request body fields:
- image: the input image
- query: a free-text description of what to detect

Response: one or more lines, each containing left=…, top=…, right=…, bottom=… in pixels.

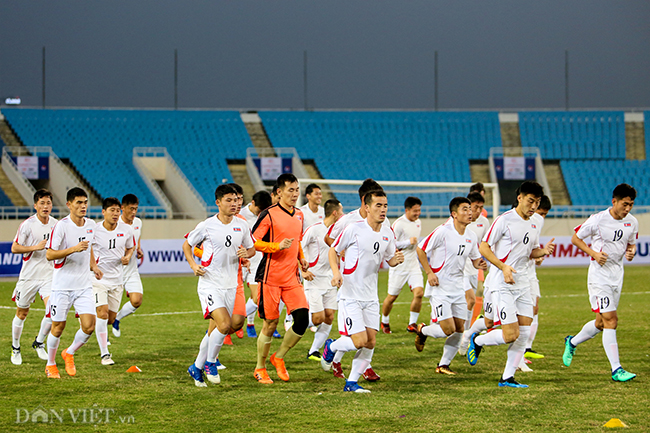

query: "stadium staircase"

left=233, top=112, right=276, bottom=200
left=625, top=113, right=645, bottom=160
left=0, top=118, right=28, bottom=206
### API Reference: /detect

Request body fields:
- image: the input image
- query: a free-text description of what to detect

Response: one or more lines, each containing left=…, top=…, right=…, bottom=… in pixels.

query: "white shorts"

left=306, top=287, right=338, bottom=313
left=124, top=272, right=144, bottom=295
left=428, top=291, right=467, bottom=323
left=387, top=267, right=424, bottom=296
left=246, top=256, right=262, bottom=286
left=529, top=277, right=541, bottom=300
left=93, top=283, right=124, bottom=312
left=463, top=274, right=478, bottom=293
left=588, top=283, right=621, bottom=314
left=337, top=299, right=380, bottom=335
left=493, top=285, right=534, bottom=325
left=198, top=284, right=236, bottom=319
left=483, top=288, right=496, bottom=322
left=12, top=280, right=52, bottom=309
left=48, top=288, right=96, bottom=322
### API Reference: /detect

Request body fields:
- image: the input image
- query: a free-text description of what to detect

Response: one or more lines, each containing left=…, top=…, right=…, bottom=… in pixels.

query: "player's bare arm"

left=530, top=237, right=555, bottom=259
left=472, top=257, right=487, bottom=270
left=571, top=233, right=608, bottom=265
left=121, top=246, right=135, bottom=265
left=237, top=246, right=256, bottom=259
left=182, top=240, right=206, bottom=276
left=324, top=234, right=335, bottom=247
left=136, top=238, right=144, bottom=259
left=625, top=243, right=636, bottom=261
left=46, top=240, right=89, bottom=261
left=302, top=270, right=315, bottom=281
left=12, top=238, right=48, bottom=254
left=416, top=247, right=438, bottom=286
left=328, top=247, right=342, bottom=288
left=89, top=247, right=103, bottom=280
left=387, top=250, right=404, bottom=267
left=479, top=241, right=516, bottom=284
left=279, top=238, right=294, bottom=250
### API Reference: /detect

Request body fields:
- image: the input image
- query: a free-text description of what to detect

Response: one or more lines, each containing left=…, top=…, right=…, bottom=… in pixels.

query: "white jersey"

left=300, top=204, right=325, bottom=229
left=301, top=222, right=334, bottom=290
left=121, top=216, right=142, bottom=278
left=49, top=216, right=97, bottom=291
left=327, top=208, right=390, bottom=242
left=240, top=203, right=258, bottom=228
left=420, top=221, right=480, bottom=296
left=526, top=213, right=546, bottom=279
left=575, top=208, right=638, bottom=288
left=92, top=221, right=135, bottom=286
left=463, top=214, right=489, bottom=278
left=185, top=215, right=255, bottom=289
left=483, top=208, right=541, bottom=287
left=391, top=214, right=422, bottom=272
left=14, top=215, right=57, bottom=281
left=239, top=204, right=262, bottom=277
left=333, top=219, right=396, bottom=301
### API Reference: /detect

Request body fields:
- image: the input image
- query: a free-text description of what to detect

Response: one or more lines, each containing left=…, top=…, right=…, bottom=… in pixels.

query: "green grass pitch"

left=1, top=267, right=649, bottom=432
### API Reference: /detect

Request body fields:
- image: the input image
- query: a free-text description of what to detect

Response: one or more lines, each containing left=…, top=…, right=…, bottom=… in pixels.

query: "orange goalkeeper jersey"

left=252, top=203, right=304, bottom=287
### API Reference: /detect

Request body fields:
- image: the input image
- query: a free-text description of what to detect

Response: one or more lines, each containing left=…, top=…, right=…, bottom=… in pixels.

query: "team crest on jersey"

left=382, top=236, right=389, bottom=241
left=117, top=233, right=125, bottom=237
left=477, top=224, right=483, bottom=227
left=624, top=223, right=632, bottom=227
left=86, top=229, right=93, bottom=233
left=531, top=224, right=537, bottom=229
left=466, top=239, right=472, bottom=243
left=233, top=227, right=242, bottom=232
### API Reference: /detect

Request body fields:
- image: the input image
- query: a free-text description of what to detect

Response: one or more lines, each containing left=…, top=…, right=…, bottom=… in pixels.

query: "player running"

left=300, top=183, right=325, bottom=229
left=413, top=197, right=486, bottom=375
left=562, top=184, right=638, bottom=382
left=91, top=197, right=134, bottom=365
left=45, top=188, right=103, bottom=379
left=112, top=194, right=144, bottom=338
left=10, top=189, right=57, bottom=364
left=381, top=196, right=424, bottom=334
left=466, top=181, right=555, bottom=388
left=321, top=190, right=404, bottom=393
left=184, top=184, right=256, bottom=386
left=301, top=199, right=344, bottom=361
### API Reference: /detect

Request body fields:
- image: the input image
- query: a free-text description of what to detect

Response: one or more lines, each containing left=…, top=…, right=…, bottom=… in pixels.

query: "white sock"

left=47, top=334, right=60, bottom=366
left=439, top=332, right=462, bottom=366
left=246, top=298, right=258, bottom=319
left=349, top=348, right=373, bottom=382
left=194, top=333, right=209, bottom=370
left=570, top=319, right=601, bottom=346
left=278, top=300, right=285, bottom=315
left=331, top=337, right=358, bottom=354
left=207, top=329, right=228, bottom=363
left=12, top=316, right=25, bottom=348
left=422, top=323, right=448, bottom=338
left=116, top=301, right=138, bottom=321
left=381, top=314, right=390, bottom=324
left=309, top=323, right=332, bottom=353
left=333, top=350, right=345, bottom=363
left=285, top=314, right=293, bottom=323
left=36, top=316, right=52, bottom=344
left=468, top=317, right=488, bottom=335
left=96, top=318, right=109, bottom=357
left=67, top=329, right=92, bottom=355
left=475, top=329, right=506, bottom=347
left=526, top=314, right=539, bottom=350
left=409, top=311, right=419, bottom=325
left=602, top=329, right=621, bottom=372
left=503, top=326, right=530, bottom=380
left=464, top=308, right=473, bottom=333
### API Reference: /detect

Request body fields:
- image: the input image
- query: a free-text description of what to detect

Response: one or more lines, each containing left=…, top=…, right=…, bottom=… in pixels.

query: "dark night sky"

left=1, top=1, right=649, bottom=110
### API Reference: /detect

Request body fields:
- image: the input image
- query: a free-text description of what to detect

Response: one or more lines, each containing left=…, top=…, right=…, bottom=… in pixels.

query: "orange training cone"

left=126, top=365, right=142, bottom=373
left=471, top=296, right=484, bottom=325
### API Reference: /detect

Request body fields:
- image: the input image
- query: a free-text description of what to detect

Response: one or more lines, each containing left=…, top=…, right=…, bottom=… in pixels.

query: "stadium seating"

left=259, top=111, right=502, bottom=211
left=0, top=187, right=13, bottom=206
left=2, top=109, right=253, bottom=206
left=519, top=111, right=625, bottom=160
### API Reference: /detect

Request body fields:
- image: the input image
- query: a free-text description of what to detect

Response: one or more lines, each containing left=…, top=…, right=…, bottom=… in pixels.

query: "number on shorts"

left=373, top=242, right=380, bottom=254
left=457, top=244, right=466, bottom=256
left=612, top=229, right=623, bottom=242
left=51, top=305, right=56, bottom=317
left=435, top=304, right=443, bottom=317
left=207, top=295, right=214, bottom=306
left=15, top=292, right=20, bottom=302
left=600, top=296, right=610, bottom=310
left=500, top=310, right=507, bottom=321
left=484, top=302, right=492, bottom=314
left=95, top=293, right=99, bottom=303
left=345, top=317, right=353, bottom=329
left=523, top=232, right=529, bottom=245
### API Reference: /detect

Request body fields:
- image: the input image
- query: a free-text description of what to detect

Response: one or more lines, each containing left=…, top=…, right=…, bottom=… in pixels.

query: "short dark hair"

left=449, top=197, right=471, bottom=214
left=215, top=184, right=238, bottom=201
left=613, top=183, right=636, bottom=201
left=102, top=197, right=121, bottom=210
left=276, top=173, right=298, bottom=190
left=270, top=182, right=280, bottom=197
left=66, top=187, right=87, bottom=203
left=539, top=195, right=552, bottom=211
left=324, top=199, right=341, bottom=217
left=518, top=181, right=543, bottom=199
left=33, top=189, right=53, bottom=204
left=121, top=194, right=139, bottom=206
left=470, top=182, right=485, bottom=194
left=363, top=189, right=386, bottom=206
left=305, top=183, right=321, bottom=196
left=404, top=196, right=422, bottom=209
left=252, top=190, right=272, bottom=211
left=229, top=183, right=244, bottom=197
left=467, top=191, right=485, bottom=204
left=359, top=178, right=383, bottom=201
